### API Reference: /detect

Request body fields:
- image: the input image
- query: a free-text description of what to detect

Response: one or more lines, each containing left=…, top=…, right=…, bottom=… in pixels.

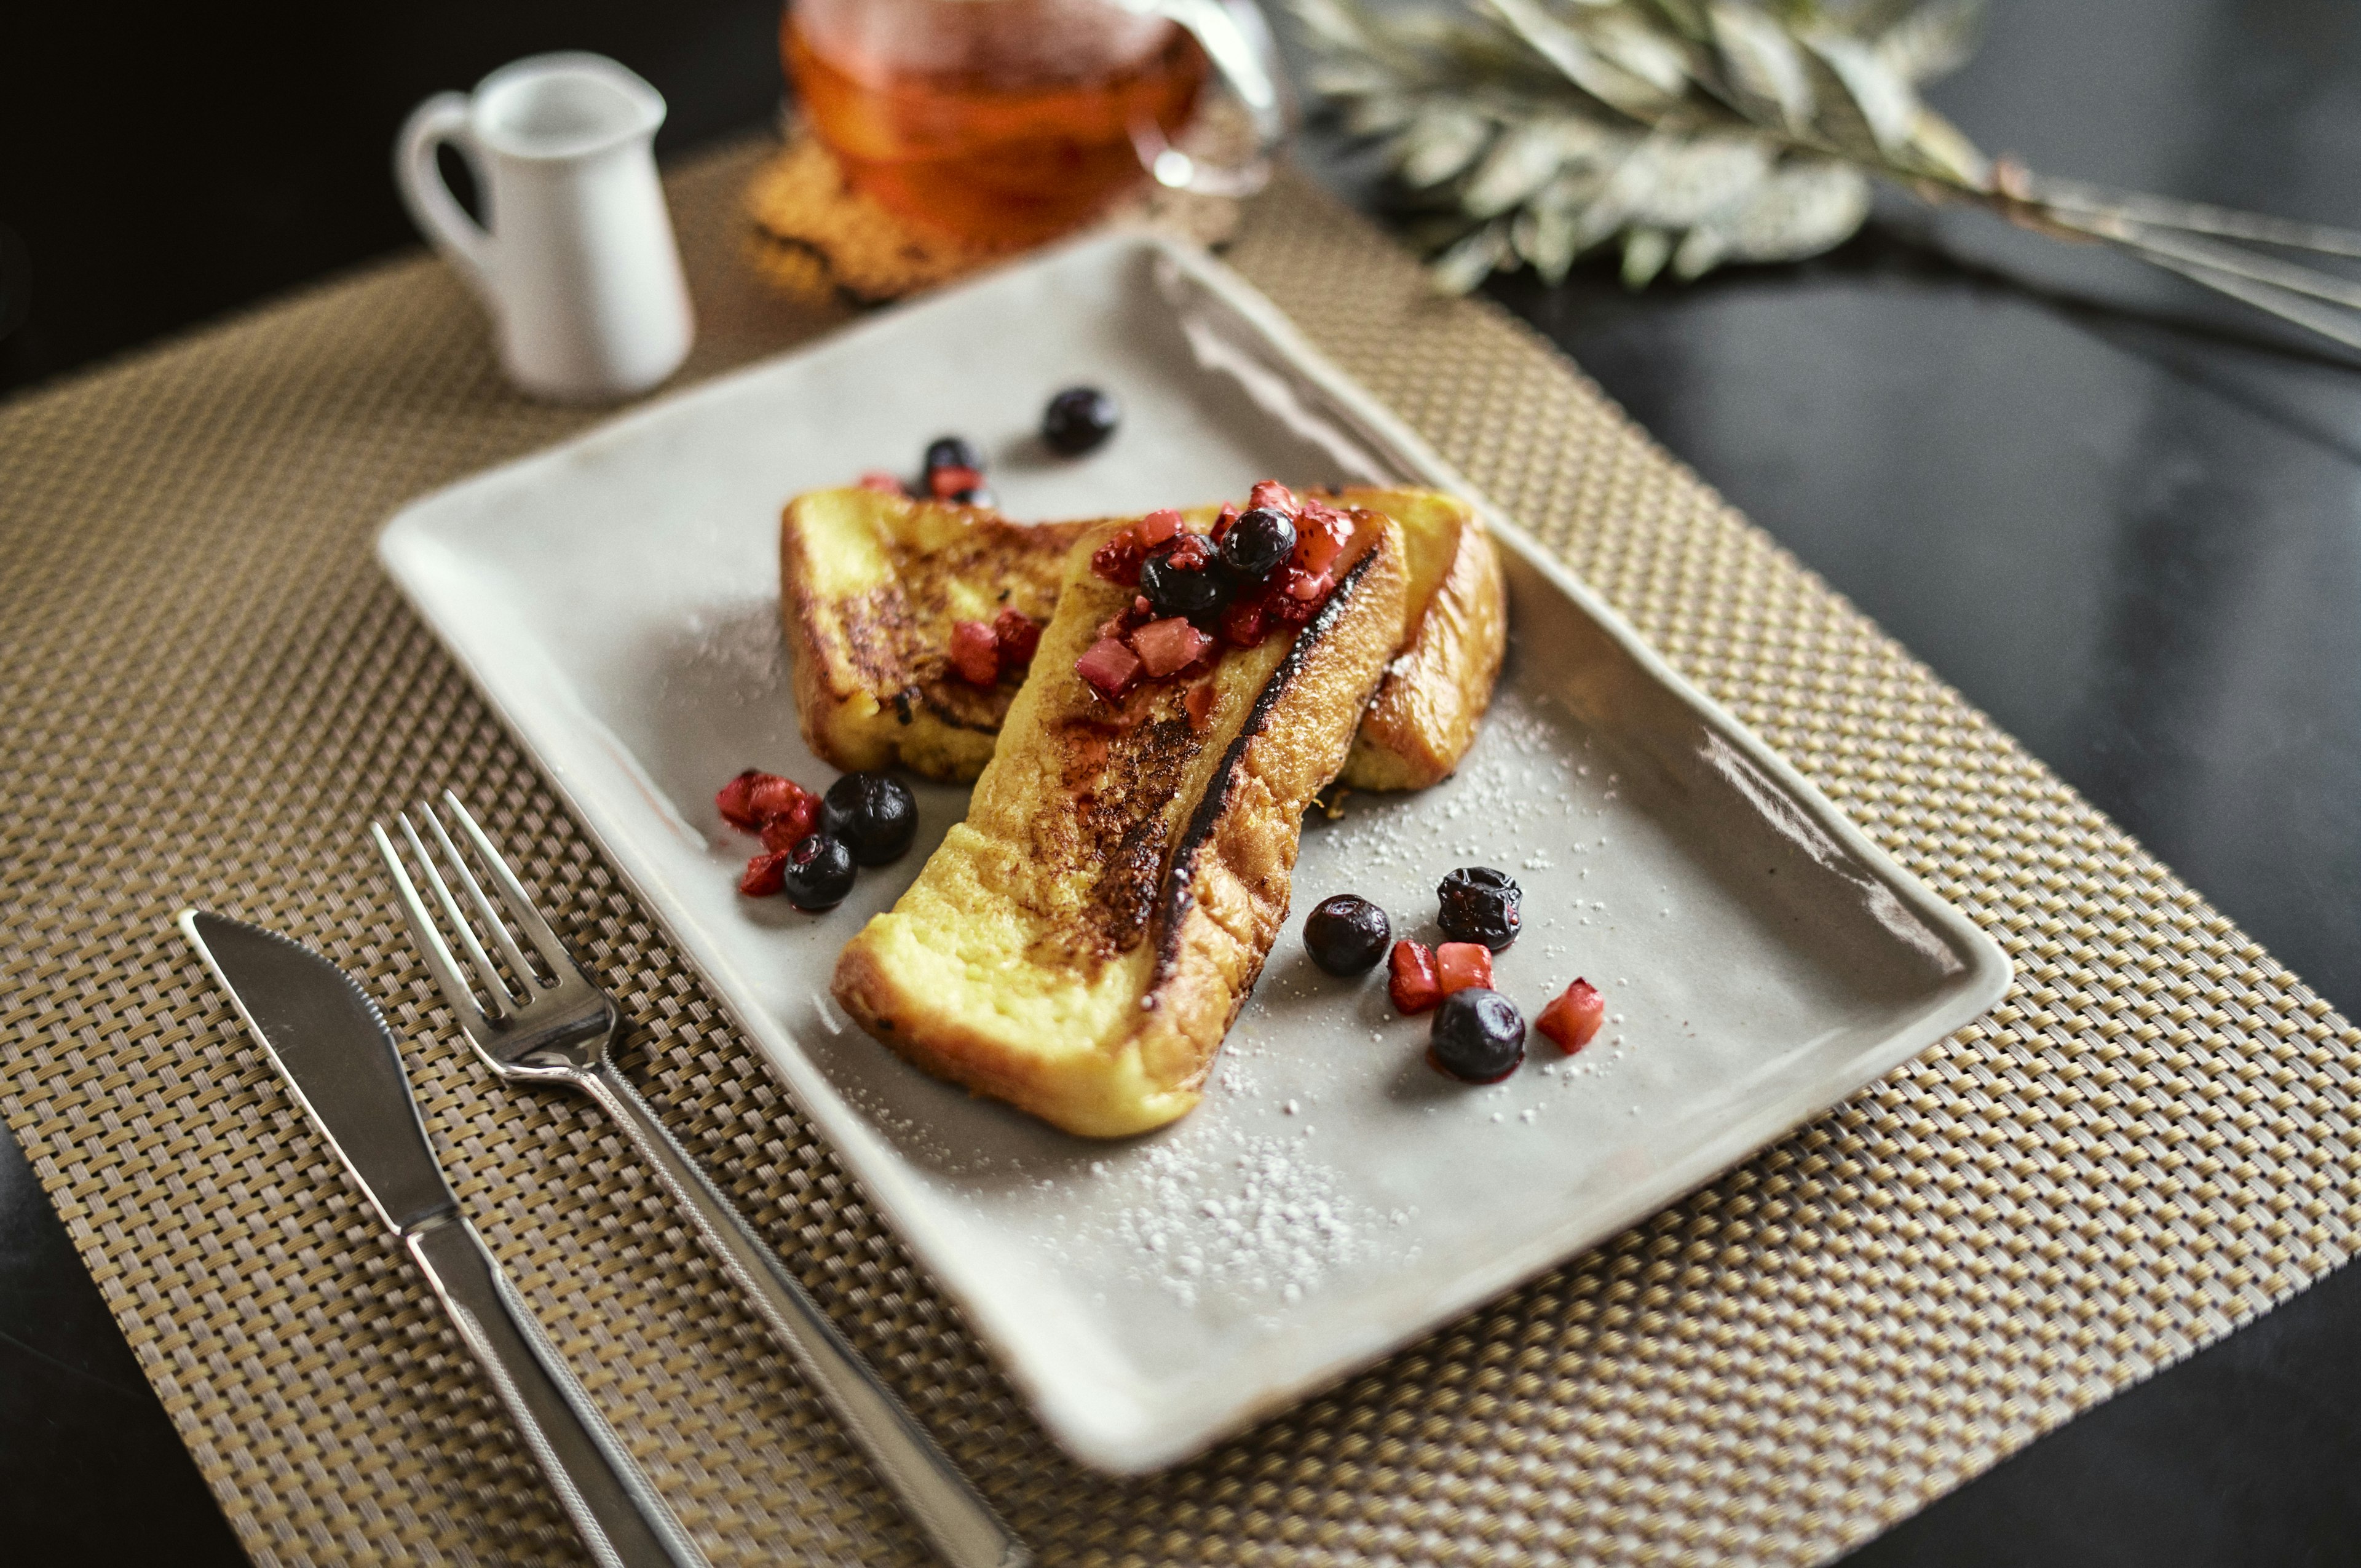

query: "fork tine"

left=440, top=790, right=579, bottom=978
left=371, top=819, right=502, bottom=1029
left=398, top=811, right=520, bottom=1020
left=422, top=801, right=544, bottom=994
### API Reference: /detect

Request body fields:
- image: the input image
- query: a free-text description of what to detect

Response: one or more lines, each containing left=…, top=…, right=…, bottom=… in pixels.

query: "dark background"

left=7, top=1, right=2361, bottom=1562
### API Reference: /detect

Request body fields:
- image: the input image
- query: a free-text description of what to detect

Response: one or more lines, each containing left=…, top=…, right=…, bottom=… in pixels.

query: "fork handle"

left=405, top=1214, right=708, bottom=1568
left=580, top=1063, right=1029, bottom=1568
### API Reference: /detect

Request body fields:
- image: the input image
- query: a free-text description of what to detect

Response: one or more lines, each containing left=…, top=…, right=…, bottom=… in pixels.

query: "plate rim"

left=378, top=229, right=2012, bottom=1471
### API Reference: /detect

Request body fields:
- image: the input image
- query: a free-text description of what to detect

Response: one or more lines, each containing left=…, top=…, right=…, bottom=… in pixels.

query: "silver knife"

left=178, top=909, right=709, bottom=1568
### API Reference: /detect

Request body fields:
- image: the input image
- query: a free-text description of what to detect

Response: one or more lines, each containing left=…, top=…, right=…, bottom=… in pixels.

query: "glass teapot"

left=784, top=0, right=1290, bottom=247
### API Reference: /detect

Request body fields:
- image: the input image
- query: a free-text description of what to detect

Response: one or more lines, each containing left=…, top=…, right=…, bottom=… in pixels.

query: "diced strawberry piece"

left=1134, top=594, right=1154, bottom=617
left=927, top=464, right=984, bottom=500
left=1219, top=600, right=1269, bottom=648
left=1139, top=508, right=1184, bottom=545
left=1538, top=979, right=1607, bottom=1054
left=949, top=619, right=1000, bottom=685
left=1210, top=504, right=1239, bottom=542
left=1284, top=566, right=1333, bottom=601
left=1091, top=526, right=1147, bottom=585
left=856, top=470, right=907, bottom=495
left=1294, top=505, right=1351, bottom=572
left=1389, top=940, right=1442, bottom=1013
left=758, top=793, right=822, bottom=851
left=1075, top=636, right=1143, bottom=698
left=1165, top=532, right=1216, bottom=572
left=738, top=850, right=788, bottom=897
left=1248, top=480, right=1297, bottom=515
left=1436, top=941, right=1494, bottom=996
left=992, top=608, right=1042, bottom=671
left=745, top=773, right=811, bottom=824
left=1184, top=681, right=1214, bottom=733
left=1130, top=616, right=1212, bottom=678
left=716, top=769, right=767, bottom=829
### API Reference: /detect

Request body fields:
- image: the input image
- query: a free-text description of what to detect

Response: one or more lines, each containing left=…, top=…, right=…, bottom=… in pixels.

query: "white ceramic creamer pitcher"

left=396, top=53, right=694, bottom=402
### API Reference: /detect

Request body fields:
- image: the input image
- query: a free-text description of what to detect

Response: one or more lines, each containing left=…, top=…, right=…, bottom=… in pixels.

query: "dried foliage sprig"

left=1294, top=0, right=2361, bottom=353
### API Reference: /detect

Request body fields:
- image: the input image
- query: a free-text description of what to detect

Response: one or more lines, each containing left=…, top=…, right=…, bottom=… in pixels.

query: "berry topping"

left=857, top=470, right=908, bottom=496
left=780, top=834, right=857, bottom=911
left=949, top=619, right=1000, bottom=685
left=1248, top=479, right=1297, bottom=515
left=991, top=607, right=1042, bottom=671
left=1218, top=600, right=1270, bottom=649
left=1435, top=941, right=1495, bottom=995
left=1537, top=979, right=1606, bottom=1054
left=927, top=464, right=986, bottom=502
left=1139, top=508, right=1183, bottom=546
left=738, top=850, right=788, bottom=898
left=924, top=435, right=983, bottom=475
left=1219, top=507, right=1295, bottom=581
left=1042, top=386, right=1121, bottom=455
left=716, top=769, right=814, bottom=832
left=1140, top=545, right=1230, bottom=619
left=1389, top=939, right=1443, bottom=1013
left=1131, top=616, right=1214, bottom=677
left=1292, top=502, right=1353, bottom=574
left=823, top=772, right=919, bottom=865
left=1437, top=866, right=1522, bottom=950
left=1428, top=990, right=1527, bottom=1083
left=1090, top=529, right=1149, bottom=587
left=1304, top=894, right=1391, bottom=976
left=1076, top=635, right=1143, bottom=699
left=756, top=791, right=823, bottom=852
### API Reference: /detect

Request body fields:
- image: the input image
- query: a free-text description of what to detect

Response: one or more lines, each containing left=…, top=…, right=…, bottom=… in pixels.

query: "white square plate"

left=379, top=234, right=2009, bottom=1472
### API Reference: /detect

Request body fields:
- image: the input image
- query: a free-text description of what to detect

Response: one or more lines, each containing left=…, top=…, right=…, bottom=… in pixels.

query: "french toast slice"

left=1326, top=486, right=1506, bottom=792
left=781, top=485, right=1503, bottom=789
left=833, top=504, right=1410, bottom=1138
left=780, top=488, right=1089, bottom=781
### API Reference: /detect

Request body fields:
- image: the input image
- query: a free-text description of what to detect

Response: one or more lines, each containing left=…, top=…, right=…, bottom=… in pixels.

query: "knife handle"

left=405, top=1214, right=708, bottom=1568
left=580, top=1063, right=1028, bottom=1568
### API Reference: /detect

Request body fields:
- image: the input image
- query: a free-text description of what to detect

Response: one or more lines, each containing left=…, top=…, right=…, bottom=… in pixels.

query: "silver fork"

left=373, top=791, right=1028, bottom=1568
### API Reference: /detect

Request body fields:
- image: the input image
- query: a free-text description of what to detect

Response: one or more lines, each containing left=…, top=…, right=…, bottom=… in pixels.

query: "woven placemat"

left=4, top=134, right=2357, bottom=1567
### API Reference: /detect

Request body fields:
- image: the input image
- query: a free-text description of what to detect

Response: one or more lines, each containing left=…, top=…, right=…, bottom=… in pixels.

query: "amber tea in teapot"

left=785, top=0, right=1224, bottom=248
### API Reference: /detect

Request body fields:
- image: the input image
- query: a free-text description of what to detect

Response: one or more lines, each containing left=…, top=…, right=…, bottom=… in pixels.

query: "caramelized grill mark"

left=1025, top=695, right=1210, bottom=969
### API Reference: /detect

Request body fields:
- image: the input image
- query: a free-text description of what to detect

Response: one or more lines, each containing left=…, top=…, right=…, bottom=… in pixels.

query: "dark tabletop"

left=6, top=0, right=2361, bottom=1561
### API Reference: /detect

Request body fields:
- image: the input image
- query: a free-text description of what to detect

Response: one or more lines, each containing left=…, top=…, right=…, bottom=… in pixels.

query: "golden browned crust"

left=780, top=484, right=1504, bottom=791
left=1333, top=491, right=1507, bottom=791
left=832, top=510, right=1409, bottom=1137
left=779, top=488, right=1086, bottom=780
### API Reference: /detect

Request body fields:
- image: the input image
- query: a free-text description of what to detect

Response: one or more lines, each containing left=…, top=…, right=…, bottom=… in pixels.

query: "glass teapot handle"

left=1119, top=0, right=1294, bottom=197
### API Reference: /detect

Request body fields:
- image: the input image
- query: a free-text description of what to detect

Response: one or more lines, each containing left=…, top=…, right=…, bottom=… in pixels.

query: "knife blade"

left=178, top=909, right=708, bottom=1568
left=180, top=910, right=456, bottom=1233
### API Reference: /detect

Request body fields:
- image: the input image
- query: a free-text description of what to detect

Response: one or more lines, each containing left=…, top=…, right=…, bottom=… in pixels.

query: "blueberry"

left=780, top=834, right=857, bottom=911
left=1139, top=547, right=1231, bottom=619
left=924, top=435, right=984, bottom=475
left=1219, top=507, right=1296, bottom=582
left=1429, top=989, right=1526, bottom=1082
left=1437, top=866, right=1521, bottom=950
left=823, top=772, right=918, bottom=865
left=1303, top=894, right=1390, bottom=975
left=1042, top=386, right=1121, bottom=455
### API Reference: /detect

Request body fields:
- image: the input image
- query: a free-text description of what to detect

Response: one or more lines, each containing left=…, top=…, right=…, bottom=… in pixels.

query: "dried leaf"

left=1513, top=201, right=1584, bottom=283
left=1805, top=34, right=1918, bottom=154
left=1671, top=223, right=1732, bottom=279
left=1463, top=119, right=1578, bottom=215
left=1721, top=159, right=1873, bottom=259
left=1878, top=0, right=1986, bottom=84
left=1399, top=105, right=1496, bottom=188
left=1340, top=91, right=1420, bottom=137
left=1904, top=105, right=1991, bottom=185
left=1586, top=10, right=1696, bottom=97
left=1428, top=222, right=1514, bottom=293
left=1623, top=134, right=1773, bottom=227
left=1484, top=0, right=1682, bottom=119
left=1622, top=226, right=1674, bottom=287
left=1709, top=1, right=1814, bottom=131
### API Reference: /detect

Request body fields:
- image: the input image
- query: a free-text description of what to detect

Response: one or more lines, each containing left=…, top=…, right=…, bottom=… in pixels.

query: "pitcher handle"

left=396, top=93, right=498, bottom=306
left=1128, top=0, right=1294, bottom=198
